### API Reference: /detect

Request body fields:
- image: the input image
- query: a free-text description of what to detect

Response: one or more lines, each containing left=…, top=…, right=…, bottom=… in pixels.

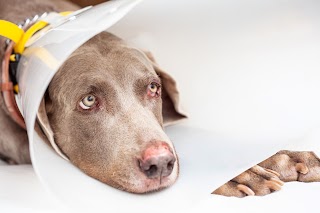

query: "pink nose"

left=139, top=142, right=176, bottom=179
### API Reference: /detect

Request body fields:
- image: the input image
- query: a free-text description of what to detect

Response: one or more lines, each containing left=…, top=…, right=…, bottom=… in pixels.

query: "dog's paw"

left=259, top=150, right=320, bottom=182
left=212, top=165, right=284, bottom=197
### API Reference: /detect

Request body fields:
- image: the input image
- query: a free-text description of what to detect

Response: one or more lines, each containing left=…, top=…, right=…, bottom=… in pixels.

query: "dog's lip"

left=133, top=176, right=173, bottom=194
left=137, top=168, right=172, bottom=184
left=136, top=164, right=178, bottom=193
left=110, top=174, right=173, bottom=194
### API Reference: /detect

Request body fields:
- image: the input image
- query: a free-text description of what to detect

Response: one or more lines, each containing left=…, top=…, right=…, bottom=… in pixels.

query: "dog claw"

left=270, top=177, right=284, bottom=186
left=296, top=163, right=309, bottom=175
left=265, top=168, right=280, bottom=177
left=266, top=179, right=283, bottom=191
left=237, top=184, right=255, bottom=196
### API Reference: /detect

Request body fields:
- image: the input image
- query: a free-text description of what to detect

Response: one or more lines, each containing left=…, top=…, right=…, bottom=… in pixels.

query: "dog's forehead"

left=67, top=32, right=156, bottom=77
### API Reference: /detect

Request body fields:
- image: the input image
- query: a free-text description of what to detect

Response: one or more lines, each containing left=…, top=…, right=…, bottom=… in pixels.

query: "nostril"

left=139, top=159, right=159, bottom=178
left=146, top=165, right=158, bottom=177
left=167, top=161, right=174, bottom=171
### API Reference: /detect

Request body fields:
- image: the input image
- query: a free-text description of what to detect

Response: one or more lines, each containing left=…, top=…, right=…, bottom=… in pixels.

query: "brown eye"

left=147, top=82, right=161, bottom=98
left=80, top=95, right=96, bottom=109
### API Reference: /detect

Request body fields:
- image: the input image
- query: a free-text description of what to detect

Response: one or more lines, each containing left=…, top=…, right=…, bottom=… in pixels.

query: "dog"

left=1, top=0, right=320, bottom=196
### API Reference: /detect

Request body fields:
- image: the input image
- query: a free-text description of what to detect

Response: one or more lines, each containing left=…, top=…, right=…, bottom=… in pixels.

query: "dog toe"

left=212, top=181, right=247, bottom=197
left=259, top=151, right=320, bottom=183
left=236, top=184, right=255, bottom=196
left=213, top=165, right=283, bottom=197
left=213, top=151, right=320, bottom=198
left=265, top=179, right=282, bottom=191
left=296, top=154, right=320, bottom=182
left=295, top=162, right=309, bottom=175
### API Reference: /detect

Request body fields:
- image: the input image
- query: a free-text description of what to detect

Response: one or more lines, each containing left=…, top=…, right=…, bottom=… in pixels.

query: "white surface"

left=0, top=164, right=66, bottom=213
left=1, top=156, right=320, bottom=213
left=5, top=0, right=320, bottom=212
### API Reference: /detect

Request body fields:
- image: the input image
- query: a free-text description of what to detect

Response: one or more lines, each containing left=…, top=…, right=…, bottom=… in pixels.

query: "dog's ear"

left=36, top=94, right=69, bottom=160
left=144, top=51, right=187, bottom=126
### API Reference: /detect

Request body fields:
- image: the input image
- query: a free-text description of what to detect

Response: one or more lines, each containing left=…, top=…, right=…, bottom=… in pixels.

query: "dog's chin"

left=109, top=165, right=179, bottom=194
left=130, top=174, right=178, bottom=194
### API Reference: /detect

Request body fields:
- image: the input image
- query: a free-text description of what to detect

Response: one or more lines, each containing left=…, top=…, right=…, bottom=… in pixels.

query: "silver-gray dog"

left=1, top=0, right=320, bottom=197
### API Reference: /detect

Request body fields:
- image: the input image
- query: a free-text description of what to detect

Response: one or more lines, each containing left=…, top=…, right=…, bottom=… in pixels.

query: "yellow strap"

left=13, top=20, right=48, bottom=54
left=14, top=10, right=72, bottom=53
left=9, top=54, right=16, bottom=61
left=59, top=11, right=73, bottom=16
left=0, top=20, right=24, bottom=43
left=13, top=85, right=19, bottom=93
left=0, top=11, right=72, bottom=54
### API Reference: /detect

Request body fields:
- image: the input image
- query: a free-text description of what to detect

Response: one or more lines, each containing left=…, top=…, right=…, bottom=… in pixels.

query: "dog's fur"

left=1, top=0, right=320, bottom=197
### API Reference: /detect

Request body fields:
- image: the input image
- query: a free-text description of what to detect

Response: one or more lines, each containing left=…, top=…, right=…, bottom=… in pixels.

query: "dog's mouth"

left=105, top=157, right=179, bottom=194
left=115, top=168, right=179, bottom=194
left=140, top=168, right=179, bottom=193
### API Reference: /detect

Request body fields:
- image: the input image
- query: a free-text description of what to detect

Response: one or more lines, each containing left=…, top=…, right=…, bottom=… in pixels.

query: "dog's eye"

left=147, top=82, right=161, bottom=98
left=80, top=95, right=96, bottom=109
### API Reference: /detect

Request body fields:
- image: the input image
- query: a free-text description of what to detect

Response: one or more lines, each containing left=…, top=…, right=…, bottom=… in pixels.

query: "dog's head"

left=37, top=32, right=186, bottom=193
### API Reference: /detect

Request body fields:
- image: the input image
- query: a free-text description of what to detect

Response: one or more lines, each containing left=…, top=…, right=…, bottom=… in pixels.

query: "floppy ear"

left=36, top=95, right=69, bottom=160
left=144, top=51, right=187, bottom=126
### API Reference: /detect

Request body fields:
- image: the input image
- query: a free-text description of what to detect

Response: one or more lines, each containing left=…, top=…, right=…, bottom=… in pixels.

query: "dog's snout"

left=139, top=142, right=176, bottom=179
